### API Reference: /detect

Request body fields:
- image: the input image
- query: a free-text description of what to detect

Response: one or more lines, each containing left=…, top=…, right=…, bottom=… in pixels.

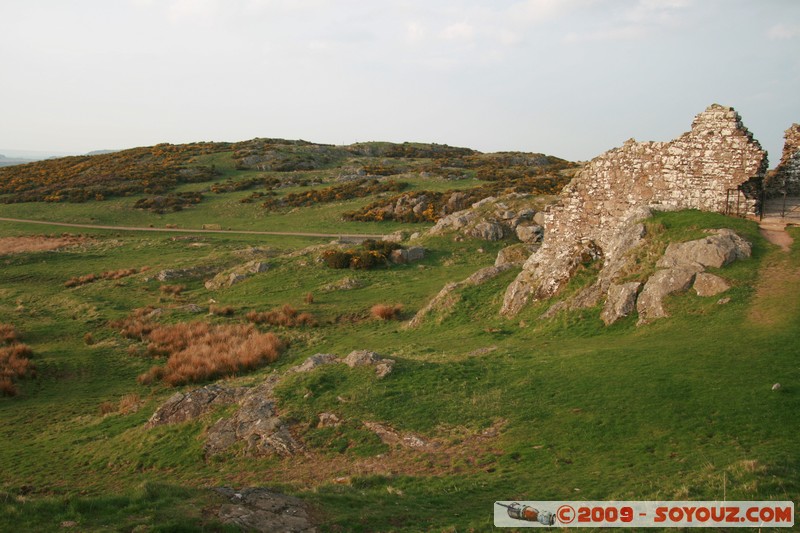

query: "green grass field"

left=1, top=189, right=798, bottom=532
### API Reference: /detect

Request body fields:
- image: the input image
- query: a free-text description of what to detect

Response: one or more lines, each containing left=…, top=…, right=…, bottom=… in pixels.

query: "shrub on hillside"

left=137, top=322, right=285, bottom=386
left=260, top=179, right=406, bottom=210
left=320, top=240, right=403, bottom=270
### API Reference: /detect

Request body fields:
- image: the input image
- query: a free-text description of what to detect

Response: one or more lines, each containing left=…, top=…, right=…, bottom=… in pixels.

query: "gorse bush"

left=137, top=322, right=285, bottom=386
left=320, top=240, right=403, bottom=270
left=260, top=179, right=406, bottom=210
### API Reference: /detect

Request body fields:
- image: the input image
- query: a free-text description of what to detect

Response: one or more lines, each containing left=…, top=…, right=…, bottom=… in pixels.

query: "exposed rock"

left=502, top=104, right=767, bottom=316
left=600, top=282, right=641, bottom=325
left=515, top=224, right=543, bottom=243
left=205, top=260, right=270, bottom=290
left=772, top=383, right=782, bottom=391
left=321, top=276, right=365, bottom=292
left=495, top=244, right=537, bottom=267
left=390, top=246, right=425, bottom=264
left=636, top=268, right=697, bottom=324
left=289, top=353, right=339, bottom=374
left=205, top=377, right=302, bottom=457
left=214, top=487, right=315, bottom=533
left=765, top=124, right=800, bottom=196
left=406, top=264, right=515, bottom=328
left=717, top=297, right=731, bottom=305
left=469, top=221, right=505, bottom=241
left=381, top=230, right=407, bottom=243
left=693, top=272, right=731, bottom=296
left=657, top=229, right=751, bottom=270
left=363, top=421, right=432, bottom=450
left=342, top=350, right=395, bottom=378
left=146, top=384, right=246, bottom=428
left=317, top=412, right=341, bottom=428
left=156, top=265, right=218, bottom=282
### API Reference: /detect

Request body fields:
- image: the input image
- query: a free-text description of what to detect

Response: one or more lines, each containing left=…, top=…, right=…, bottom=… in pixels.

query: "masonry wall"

left=501, top=104, right=767, bottom=316
left=766, top=123, right=800, bottom=196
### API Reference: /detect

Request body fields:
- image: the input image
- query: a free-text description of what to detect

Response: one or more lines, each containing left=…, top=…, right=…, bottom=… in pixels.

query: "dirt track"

left=0, top=216, right=386, bottom=239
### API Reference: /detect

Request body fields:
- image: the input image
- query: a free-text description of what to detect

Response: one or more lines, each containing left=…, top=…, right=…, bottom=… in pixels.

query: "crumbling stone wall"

left=765, top=123, right=800, bottom=196
left=501, top=104, right=767, bottom=316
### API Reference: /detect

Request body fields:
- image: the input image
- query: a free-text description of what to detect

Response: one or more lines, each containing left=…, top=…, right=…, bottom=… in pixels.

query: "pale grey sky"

left=1, top=0, right=798, bottom=164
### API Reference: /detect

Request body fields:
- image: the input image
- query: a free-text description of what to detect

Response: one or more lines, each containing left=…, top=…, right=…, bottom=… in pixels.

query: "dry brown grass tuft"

left=159, top=284, right=186, bottom=296
left=304, top=292, right=315, bottom=304
left=0, top=324, right=35, bottom=396
left=118, top=393, right=142, bottom=414
left=98, top=401, right=116, bottom=415
left=371, top=303, right=404, bottom=321
left=65, top=273, right=97, bottom=288
left=112, top=308, right=158, bottom=340
left=84, top=332, right=95, bottom=345
left=137, top=322, right=285, bottom=386
left=65, top=267, right=146, bottom=288
left=209, top=304, right=235, bottom=316
left=246, top=304, right=317, bottom=327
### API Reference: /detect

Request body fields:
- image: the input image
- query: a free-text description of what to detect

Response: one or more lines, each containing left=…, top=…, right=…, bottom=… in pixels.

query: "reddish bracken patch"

left=246, top=304, right=317, bottom=327
left=137, top=322, right=285, bottom=386
left=0, top=324, right=35, bottom=397
left=371, top=303, right=403, bottom=321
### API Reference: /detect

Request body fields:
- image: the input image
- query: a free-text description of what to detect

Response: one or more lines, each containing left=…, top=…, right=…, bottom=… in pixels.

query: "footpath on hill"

left=0, top=216, right=386, bottom=239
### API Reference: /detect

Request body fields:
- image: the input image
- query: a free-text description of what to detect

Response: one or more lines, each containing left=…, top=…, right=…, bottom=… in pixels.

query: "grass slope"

left=0, top=209, right=797, bottom=532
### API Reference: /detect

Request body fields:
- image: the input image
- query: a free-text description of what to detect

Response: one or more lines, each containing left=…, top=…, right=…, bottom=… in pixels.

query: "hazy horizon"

left=1, top=0, right=798, bottom=165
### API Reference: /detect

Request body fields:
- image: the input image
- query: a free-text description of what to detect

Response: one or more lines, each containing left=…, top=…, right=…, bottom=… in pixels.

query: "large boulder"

left=468, top=221, right=505, bottom=241
left=693, top=272, right=731, bottom=296
left=657, top=229, right=751, bottom=270
left=636, top=268, right=697, bottom=324
left=600, top=282, right=641, bottom=326
left=342, top=350, right=395, bottom=378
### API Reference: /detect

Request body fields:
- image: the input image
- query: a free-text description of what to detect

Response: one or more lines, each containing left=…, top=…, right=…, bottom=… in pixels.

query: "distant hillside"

left=0, top=138, right=577, bottom=206
left=0, top=154, right=36, bottom=168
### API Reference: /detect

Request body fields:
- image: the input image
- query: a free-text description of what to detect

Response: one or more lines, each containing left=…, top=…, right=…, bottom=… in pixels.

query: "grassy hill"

left=0, top=142, right=797, bottom=531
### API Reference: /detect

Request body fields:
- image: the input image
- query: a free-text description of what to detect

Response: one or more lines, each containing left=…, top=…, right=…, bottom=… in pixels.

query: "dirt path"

left=0, top=216, right=386, bottom=240
left=758, top=217, right=794, bottom=252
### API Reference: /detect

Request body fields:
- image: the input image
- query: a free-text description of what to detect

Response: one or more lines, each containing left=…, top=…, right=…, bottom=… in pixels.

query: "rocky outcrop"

left=495, top=244, right=537, bottom=267
left=600, top=282, right=641, bottom=325
left=146, top=384, right=246, bottom=428
left=342, top=350, right=395, bottom=378
left=147, top=351, right=397, bottom=456
left=406, top=264, right=516, bottom=328
left=502, top=104, right=767, bottom=316
left=693, top=272, right=731, bottom=297
left=205, top=260, right=270, bottom=290
left=657, top=229, right=751, bottom=270
left=634, top=229, right=749, bottom=324
left=214, top=487, right=315, bottom=533
left=765, top=124, right=800, bottom=196
left=389, top=246, right=425, bottom=264
left=429, top=194, right=540, bottom=242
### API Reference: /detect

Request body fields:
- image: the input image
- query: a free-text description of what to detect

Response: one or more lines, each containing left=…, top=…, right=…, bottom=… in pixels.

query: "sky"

left=1, top=0, right=798, bottom=165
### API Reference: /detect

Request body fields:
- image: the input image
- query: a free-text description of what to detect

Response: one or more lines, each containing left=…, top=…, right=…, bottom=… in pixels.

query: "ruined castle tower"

left=765, top=123, right=800, bottom=196
left=501, top=104, right=767, bottom=316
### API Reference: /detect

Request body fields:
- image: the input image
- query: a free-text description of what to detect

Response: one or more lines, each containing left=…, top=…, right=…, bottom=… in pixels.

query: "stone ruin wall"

left=766, top=123, right=800, bottom=196
left=501, top=104, right=767, bottom=316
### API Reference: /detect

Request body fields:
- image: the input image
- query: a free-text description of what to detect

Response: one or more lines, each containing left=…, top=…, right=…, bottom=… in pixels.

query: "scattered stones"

left=693, top=272, right=731, bottom=297
left=205, top=260, right=270, bottom=290
left=342, top=350, right=395, bottom=378
left=502, top=104, right=767, bottom=316
left=156, top=265, right=218, bottom=282
left=214, top=487, right=315, bottom=533
left=289, top=354, right=339, bottom=374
